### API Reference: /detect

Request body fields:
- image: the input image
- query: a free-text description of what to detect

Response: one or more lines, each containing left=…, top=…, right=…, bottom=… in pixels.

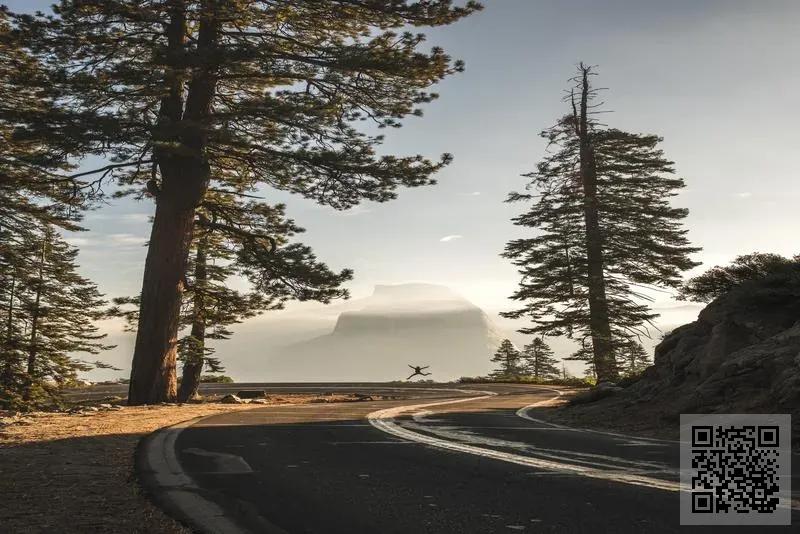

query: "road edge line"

left=136, top=409, right=295, bottom=534
left=134, top=388, right=481, bottom=533
left=514, top=389, right=682, bottom=445
left=367, top=389, right=683, bottom=493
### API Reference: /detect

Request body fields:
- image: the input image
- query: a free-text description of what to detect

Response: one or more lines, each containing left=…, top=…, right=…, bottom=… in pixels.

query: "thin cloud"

left=119, top=213, right=151, bottom=223
left=459, top=191, right=481, bottom=196
left=439, top=234, right=463, bottom=242
left=737, top=192, right=752, bottom=198
left=64, top=237, right=91, bottom=247
left=334, top=205, right=371, bottom=217
left=106, top=234, right=147, bottom=247
left=83, top=212, right=112, bottom=221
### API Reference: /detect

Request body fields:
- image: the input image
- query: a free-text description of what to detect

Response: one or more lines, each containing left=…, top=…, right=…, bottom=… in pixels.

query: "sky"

left=6, top=1, right=800, bottom=378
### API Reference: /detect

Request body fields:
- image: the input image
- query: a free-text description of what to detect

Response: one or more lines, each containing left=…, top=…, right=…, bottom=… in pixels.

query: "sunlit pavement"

left=143, top=384, right=798, bottom=534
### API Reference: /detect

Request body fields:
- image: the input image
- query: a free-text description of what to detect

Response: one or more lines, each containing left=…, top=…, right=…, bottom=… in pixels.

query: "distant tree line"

left=486, top=336, right=650, bottom=383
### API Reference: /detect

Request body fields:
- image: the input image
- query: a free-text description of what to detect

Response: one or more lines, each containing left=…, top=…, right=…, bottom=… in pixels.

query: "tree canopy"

left=1, top=224, right=115, bottom=408
left=521, top=337, right=560, bottom=380
left=489, top=339, right=523, bottom=379
left=677, top=252, right=799, bottom=303
left=8, top=1, right=483, bottom=404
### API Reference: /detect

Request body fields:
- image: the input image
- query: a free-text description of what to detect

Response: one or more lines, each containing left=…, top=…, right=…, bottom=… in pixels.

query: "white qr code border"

left=679, top=413, right=792, bottom=526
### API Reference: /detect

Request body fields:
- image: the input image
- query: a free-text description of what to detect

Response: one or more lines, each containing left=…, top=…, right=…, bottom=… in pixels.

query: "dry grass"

left=0, top=394, right=346, bottom=534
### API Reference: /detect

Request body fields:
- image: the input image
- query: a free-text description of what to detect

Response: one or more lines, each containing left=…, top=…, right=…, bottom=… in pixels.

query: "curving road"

left=142, top=384, right=798, bottom=534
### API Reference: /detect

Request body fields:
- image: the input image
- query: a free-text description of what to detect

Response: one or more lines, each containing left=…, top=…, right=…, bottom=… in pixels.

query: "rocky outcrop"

left=630, top=271, right=800, bottom=417
left=554, top=268, right=800, bottom=441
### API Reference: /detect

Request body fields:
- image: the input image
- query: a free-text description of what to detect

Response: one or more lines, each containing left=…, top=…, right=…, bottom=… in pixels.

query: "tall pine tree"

left=489, top=339, right=523, bottom=379
left=110, top=191, right=352, bottom=401
left=616, top=339, right=651, bottom=377
left=11, top=1, right=483, bottom=404
left=0, top=224, right=115, bottom=408
left=503, top=64, right=700, bottom=383
left=521, top=337, right=560, bottom=380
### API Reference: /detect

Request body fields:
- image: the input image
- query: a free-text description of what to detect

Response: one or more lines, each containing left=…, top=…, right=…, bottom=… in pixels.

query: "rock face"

left=266, top=284, right=506, bottom=381
left=557, top=269, right=800, bottom=441
left=632, top=276, right=800, bottom=418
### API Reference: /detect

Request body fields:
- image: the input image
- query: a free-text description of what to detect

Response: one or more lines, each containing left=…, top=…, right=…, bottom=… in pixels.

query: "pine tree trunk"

left=4, top=275, right=14, bottom=343
left=178, top=351, right=204, bottom=402
left=127, top=188, right=202, bottom=405
left=177, top=235, right=208, bottom=403
left=1, top=273, right=17, bottom=385
left=24, top=240, right=45, bottom=399
left=576, top=66, right=618, bottom=383
left=25, top=281, right=41, bottom=376
left=127, top=2, right=219, bottom=406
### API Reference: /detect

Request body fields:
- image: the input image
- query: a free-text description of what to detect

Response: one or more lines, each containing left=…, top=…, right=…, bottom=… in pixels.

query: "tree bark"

left=0, top=273, right=16, bottom=384
left=127, top=1, right=220, bottom=405
left=127, top=194, right=199, bottom=405
left=575, top=65, right=618, bottom=383
left=177, top=351, right=204, bottom=402
left=177, top=235, right=208, bottom=403
left=23, top=239, right=45, bottom=399
left=4, top=272, right=15, bottom=345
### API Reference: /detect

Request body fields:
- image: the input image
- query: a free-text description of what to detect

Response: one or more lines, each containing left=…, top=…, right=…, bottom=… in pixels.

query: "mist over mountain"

left=258, top=284, right=506, bottom=381
left=85, top=286, right=703, bottom=383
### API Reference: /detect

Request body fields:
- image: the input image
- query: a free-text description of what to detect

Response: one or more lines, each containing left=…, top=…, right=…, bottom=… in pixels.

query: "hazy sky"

left=8, top=0, right=800, bottom=324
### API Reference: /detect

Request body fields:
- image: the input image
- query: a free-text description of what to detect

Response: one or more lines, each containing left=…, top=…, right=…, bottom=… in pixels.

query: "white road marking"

left=515, top=391, right=679, bottom=445
left=328, top=440, right=414, bottom=445
left=371, top=388, right=800, bottom=512
left=368, top=392, right=681, bottom=493
left=397, top=420, right=675, bottom=474
left=412, top=410, right=446, bottom=423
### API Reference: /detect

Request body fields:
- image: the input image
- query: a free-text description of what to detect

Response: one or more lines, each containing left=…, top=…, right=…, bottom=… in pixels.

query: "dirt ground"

left=0, top=394, right=353, bottom=534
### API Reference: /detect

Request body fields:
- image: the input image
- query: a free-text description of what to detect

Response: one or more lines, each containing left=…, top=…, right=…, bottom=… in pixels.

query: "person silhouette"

left=406, top=364, right=431, bottom=380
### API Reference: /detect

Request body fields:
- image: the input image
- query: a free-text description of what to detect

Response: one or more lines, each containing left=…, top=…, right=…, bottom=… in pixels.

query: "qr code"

left=680, top=414, right=791, bottom=526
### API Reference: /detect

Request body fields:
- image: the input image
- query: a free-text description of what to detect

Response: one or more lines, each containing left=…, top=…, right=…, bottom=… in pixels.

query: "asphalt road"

left=153, top=384, right=798, bottom=533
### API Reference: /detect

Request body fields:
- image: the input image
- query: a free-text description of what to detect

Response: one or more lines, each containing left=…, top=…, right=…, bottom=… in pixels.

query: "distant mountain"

left=83, top=285, right=701, bottom=383
left=262, top=284, right=506, bottom=381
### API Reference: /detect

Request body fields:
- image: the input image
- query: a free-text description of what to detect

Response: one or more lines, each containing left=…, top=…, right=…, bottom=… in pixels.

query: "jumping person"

left=406, top=364, right=431, bottom=380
